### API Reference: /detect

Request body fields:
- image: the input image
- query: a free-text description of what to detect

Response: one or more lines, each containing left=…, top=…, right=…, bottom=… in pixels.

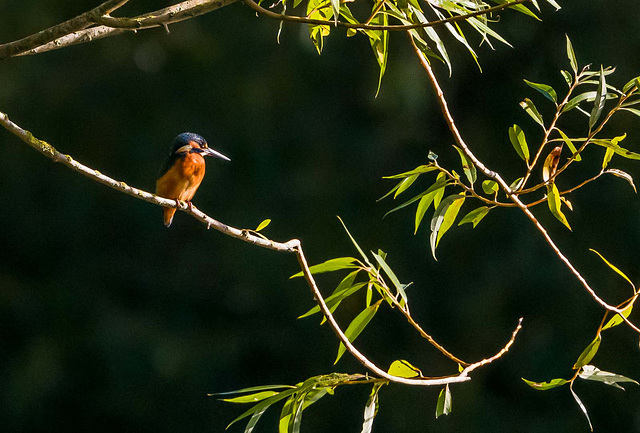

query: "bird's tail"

left=163, top=208, right=176, bottom=227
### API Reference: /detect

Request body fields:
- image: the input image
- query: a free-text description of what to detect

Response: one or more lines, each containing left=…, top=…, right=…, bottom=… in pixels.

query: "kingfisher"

left=155, top=132, right=230, bottom=227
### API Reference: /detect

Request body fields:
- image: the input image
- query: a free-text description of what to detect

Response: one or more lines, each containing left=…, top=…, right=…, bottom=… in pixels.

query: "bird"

left=155, top=132, right=230, bottom=227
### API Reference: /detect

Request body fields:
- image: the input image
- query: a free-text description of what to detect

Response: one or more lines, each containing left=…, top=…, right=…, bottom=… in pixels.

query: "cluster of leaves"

left=285, top=0, right=562, bottom=94
left=522, top=249, right=638, bottom=431
left=381, top=36, right=640, bottom=256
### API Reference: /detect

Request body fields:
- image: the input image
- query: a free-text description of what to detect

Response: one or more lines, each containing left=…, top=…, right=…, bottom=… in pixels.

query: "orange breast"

left=155, top=153, right=206, bottom=201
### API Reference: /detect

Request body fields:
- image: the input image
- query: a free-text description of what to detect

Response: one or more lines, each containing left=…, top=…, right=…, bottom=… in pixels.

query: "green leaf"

left=338, top=216, right=373, bottom=267
left=602, top=303, right=634, bottom=331
left=519, top=98, right=544, bottom=127
left=524, top=79, right=557, bottom=103
left=621, top=107, right=640, bottom=118
left=556, top=129, right=581, bottom=161
left=255, top=219, right=271, bottom=232
left=546, top=183, right=571, bottom=230
left=435, top=385, right=452, bottom=418
left=570, top=384, right=593, bottom=432
left=522, top=377, right=568, bottom=390
left=367, top=8, right=389, bottom=97
left=602, top=148, right=614, bottom=170
left=244, top=407, right=267, bottom=433
left=467, top=16, right=512, bottom=48
left=307, top=0, right=333, bottom=55
left=388, top=359, right=422, bottom=378
left=433, top=172, right=447, bottom=209
left=453, top=145, right=477, bottom=184
left=458, top=206, right=490, bottom=228
left=279, top=394, right=297, bottom=433
left=290, top=257, right=359, bottom=278
left=561, top=70, right=573, bottom=86
left=573, top=335, right=601, bottom=370
left=589, top=65, right=607, bottom=130
left=589, top=248, right=635, bottom=288
left=371, top=252, right=403, bottom=293
left=361, top=383, right=383, bottom=433
left=329, top=0, right=339, bottom=25
left=335, top=300, right=382, bottom=364
left=221, top=391, right=280, bottom=403
left=591, top=134, right=640, bottom=161
left=213, top=384, right=296, bottom=397
left=508, top=124, right=530, bottom=162
left=383, top=164, right=437, bottom=179
left=394, top=174, right=419, bottom=198
left=430, top=194, right=466, bottom=260
left=383, top=177, right=449, bottom=219
left=299, top=280, right=366, bottom=320
left=226, top=388, right=298, bottom=430
left=562, top=91, right=617, bottom=113
left=482, top=180, right=499, bottom=195
left=622, top=76, right=640, bottom=94
left=414, top=189, right=438, bottom=234
left=579, top=365, right=639, bottom=390
left=509, top=177, right=524, bottom=191
left=566, top=35, right=578, bottom=74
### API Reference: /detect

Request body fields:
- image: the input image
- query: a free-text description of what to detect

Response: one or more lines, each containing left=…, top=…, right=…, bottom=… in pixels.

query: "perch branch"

left=0, top=110, right=520, bottom=386
left=409, top=34, right=640, bottom=335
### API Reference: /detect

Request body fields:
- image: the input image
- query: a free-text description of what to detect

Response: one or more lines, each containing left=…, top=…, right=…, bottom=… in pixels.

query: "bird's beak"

left=202, top=147, right=231, bottom=161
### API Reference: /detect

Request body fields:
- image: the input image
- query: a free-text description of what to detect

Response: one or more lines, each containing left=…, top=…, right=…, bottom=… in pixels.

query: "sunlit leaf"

left=338, top=216, right=373, bottom=267
left=570, top=383, right=593, bottom=432
left=573, top=335, right=601, bottom=370
left=435, top=385, right=452, bottom=418
left=383, top=164, right=437, bottom=179
left=361, top=383, right=383, bottom=433
left=255, top=219, right=271, bottom=232
left=579, top=365, right=639, bottom=390
left=588, top=248, right=635, bottom=288
left=621, top=107, right=640, bottom=118
left=522, top=377, right=568, bottom=390
left=290, top=257, right=359, bottom=278
left=212, top=384, right=296, bottom=397
left=546, top=183, right=571, bottom=230
left=520, top=98, right=544, bottom=127
left=414, top=189, right=438, bottom=234
left=589, top=65, right=607, bottom=130
left=279, top=394, right=297, bottom=433
left=371, top=252, right=403, bottom=294
left=226, top=388, right=298, bottom=430
left=556, top=129, right=581, bottom=161
left=467, top=16, right=512, bottom=48
left=394, top=174, right=419, bottom=198
left=430, top=194, right=465, bottom=260
left=622, top=76, right=640, bottom=94
left=591, top=134, right=640, bottom=161
left=482, top=180, right=499, bottom=195
left=602, top=303, right=634, bottom=331
left=524, top=79, right=557, bottom=103
left=453, top=145, right=477, bottom=184
left=299, top=280, right=366, bottom=320
left=383, top=177, right=449, bottom=219
left=566, top=34, right=578, bottom=74
left=307, top=0, right=333, bottom=54
left=388, top=359, right=422, bottom=378
left=561, top=70, right=573, bottom=86
left=562, top=91, right=617, bottom=113
left=367, top=8, right=389, bottom=97
left=458, top=206, right=490, bottom=228
left=602, top=148, right=614, bottom=169
left=335, top=300, right=382, bottom=364
left=221, top=391, right=280, bottom=403
left=433, top=172, right=447, bottom=209
left=508, top=124, right=530, bottom=162
left=509, top=177, right=524, bottom=191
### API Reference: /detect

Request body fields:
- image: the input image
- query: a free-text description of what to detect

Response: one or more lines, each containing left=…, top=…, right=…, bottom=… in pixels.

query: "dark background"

left=1, top=1, right=639, bottom=432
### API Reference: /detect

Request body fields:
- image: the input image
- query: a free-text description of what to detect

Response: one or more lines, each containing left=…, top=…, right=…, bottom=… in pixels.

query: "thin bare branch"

left=0, top=0, right=130, bottom=59
left=409, top=34, right=640, bottom=335
left=243, top=0, right=530, bottom=32
left=461, top=317, right=523, bottom=376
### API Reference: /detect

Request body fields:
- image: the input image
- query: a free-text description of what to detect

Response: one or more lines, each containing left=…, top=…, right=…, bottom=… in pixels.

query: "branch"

left=409, top=34, right=640, bottom=335
left=1, top=0, right=239, bottom=58
left=0, top=109, right=520, bottom=386
left=242, top=0, right=530, bottom=32
left=0, top=0, right=130, bottom=59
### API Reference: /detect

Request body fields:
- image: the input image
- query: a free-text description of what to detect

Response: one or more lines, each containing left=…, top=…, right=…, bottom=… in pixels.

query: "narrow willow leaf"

left=467, top=16, right=512, bottom=47
left=458, top=206, right=490, bottom=228
left=508, top=124, right=530, bottom=162
left=430, top=194, right=465, bottom=260
left=299, top=281, right=366, bottom=320
left=522, top=377, right=568, bottom=390
left=562, top=91, right=617, bottom=113
left=588, top=248, right=635, bottom=287
left=524, top=79, right=558, bottom=103
left=546, top=183, right=571, bottom=230
left=279, top=394, right=297, bottom=433
left=602, top=303, right=634, bottom=331
left=244, top=407, right=267, bottom=433
left=414, top=190, right=437, bottom=234
left=329, top=0, right=340, bottom=25
left=520, top=98, right=544, bottom=127
left=290, top=257, right=359, bottom=278
left=394, top=174, right=419, bottom=198
left=566, top=35, right=578, bottom=74
left=371, top=252, right=403, bottom=293
left=383, top=177, right=449, bottom=219
left=435, top=385, right=452, bottom=418
left=361, top=383, right=383, bottom=433
left=545, top=0, right=561, bottom=11
left=453, top=145, right=477, bottom=184
left=368, top=9, right=388, bottom=97
left=542, top=145, right=563, bottom=182
left=222, top=391, right=280, bottom=403
left=335, top=300, right=382, bottom=364
left=433, top=172, right=447, bottom=209
left=383, top=164, right=437, bottom=179
left=621, top=107, right=640, bottom=117
left=255, top=219, right=271, bottom=232
left=591, top=134, right=640, bottom=160
left=561, top=70, right=573, bottom=86
left=589, top=65, right=607, bottom=130
left=570, top=383, right=593, bottom=432
left=307, top=0, right=332, bottom=55
left=388, top=359, right=422, bottom=378
left=579, top=365, right=639, bottom=390
left=556, top=129, right=581, bottom=161
left=338, top=216, right=373, bottom=267
left=227, top=388, right=298, bottom=429
left=573, top=335, right=601, bottom=370
left=482, top=180, right=499, bottom=195
left=623, top=75, right=640, bottom=94
left=499, top=0, right=540, bottom=20
left=510, top=177, right=524, bottom=191
left=213, top=384, right=296, bottom=397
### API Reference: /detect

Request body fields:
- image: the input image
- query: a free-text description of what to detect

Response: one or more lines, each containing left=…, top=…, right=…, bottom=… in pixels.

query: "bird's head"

left=170, top=132, right=230, bottom=161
